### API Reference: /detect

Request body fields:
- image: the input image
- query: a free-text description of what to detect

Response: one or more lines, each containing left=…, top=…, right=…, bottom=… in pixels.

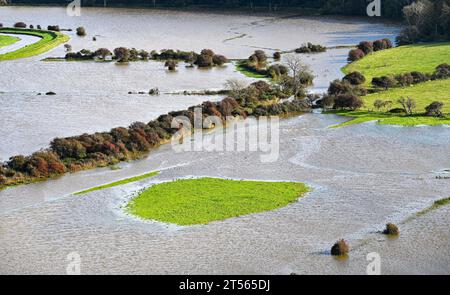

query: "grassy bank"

left=126, top=177, right=309, bottom=225
left=329, top=110, right=450, bottom=128
left=235, top=61, right=269, bottom=79
left=343, top=42, right=450, bottom=85
left=363, top=79, right=450, bottom=113
left=334, top=42, right=450, bottom=127
left=0, top=28, right=69, bottom=61
left=0, top=35, right=20, bottom=48
left=416, top=197, right=450, bottom=217
left=74, top=171, right=159, bottom=195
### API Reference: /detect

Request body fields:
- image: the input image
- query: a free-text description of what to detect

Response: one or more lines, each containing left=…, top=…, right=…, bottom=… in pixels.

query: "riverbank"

left=0, top=81, right=309, bottom=190
left=331, top=42, right=450, bottom=127
left=0, top=28, right=69, bottom=61
left=0, top=35, right=20, bottom=48
left=328, top=110, right=450, bottom=128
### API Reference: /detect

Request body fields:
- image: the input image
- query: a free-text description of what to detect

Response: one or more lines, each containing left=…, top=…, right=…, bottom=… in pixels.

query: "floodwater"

left=0, top=6, right=399, bottom=160
left=1, top=114, right=449, bottom=274
left=1, top=7, right=448, bottom=275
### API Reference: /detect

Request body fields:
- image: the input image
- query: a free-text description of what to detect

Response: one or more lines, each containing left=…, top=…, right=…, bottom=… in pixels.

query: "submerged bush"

left=295, top=42, right=326, bottom=54
left=331, top=239, right=349, bottom=256
left=113, top=47, right=131, bottom=62
left=165, top=60, right=178, bottom=71
left=273, top=51, right=281, bottom=60
left=383, top=223, right=399, bottom=236
left=47, top=25, right=60, bottom=31
left=195, top=53, right=213, bottom=67
left=212, top=54, right=227, bottom=66
left=76, top=26, right=86, bottom=36
left=94, top=48, right=112, bottom=59
left=14, top=22, right=27, bottom=28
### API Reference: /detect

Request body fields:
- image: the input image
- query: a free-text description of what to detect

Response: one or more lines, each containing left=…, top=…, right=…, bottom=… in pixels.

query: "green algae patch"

left=126, top=177, right=309, bottom=225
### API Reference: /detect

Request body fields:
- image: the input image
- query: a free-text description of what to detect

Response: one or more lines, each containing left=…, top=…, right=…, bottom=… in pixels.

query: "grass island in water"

left=126, top=177, right=309, bottom=225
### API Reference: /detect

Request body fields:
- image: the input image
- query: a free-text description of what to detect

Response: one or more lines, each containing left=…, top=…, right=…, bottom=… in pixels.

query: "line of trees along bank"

left=0, top=79, right=312, bottom=189
left=3, top=0, right=414, bottom=19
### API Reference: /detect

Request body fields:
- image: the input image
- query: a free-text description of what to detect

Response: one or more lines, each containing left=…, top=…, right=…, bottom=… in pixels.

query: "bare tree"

left=397, top=97, right=417, bottom=115
left=374, top=99, right=384, bottom=111
left=224, top=78, right=247, bottom=95
left=284, top=54, right=313, bottom=98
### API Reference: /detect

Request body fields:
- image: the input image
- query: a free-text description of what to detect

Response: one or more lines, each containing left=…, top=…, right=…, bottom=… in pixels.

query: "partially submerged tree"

left=165, top=60, right=178, bottom=71
left=113, top=47, right=131, bottom=62
left=76, top=27, right=86, bottom=36
left=14, top=22, right=27, bottom=28
left=331, top=239, right=349, bottom=256
left=95, top=48, right=112, bottom=60
left=64, top=44, right=72, bottom=52
left=383, top=223, right=400, bottom=236
left=284, top=54, right=313, bottom=98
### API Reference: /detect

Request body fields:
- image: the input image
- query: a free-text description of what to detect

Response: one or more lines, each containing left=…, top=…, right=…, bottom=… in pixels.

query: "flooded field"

left=1, top=7, right=448, bottom=275
left=0, top=6, right=399, bottom=159
left=1, top=113, right=449, bottom=274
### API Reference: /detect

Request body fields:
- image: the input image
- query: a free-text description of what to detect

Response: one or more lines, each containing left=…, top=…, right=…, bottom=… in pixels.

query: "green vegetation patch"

left=126, top=177, right=309, bottom=225
left=334, top=43, right=450, bottom=127
left=343, top=42, right=450, bottom=85
left=74, top=171, right=159, bottom=195
left=416, top=197, right=450, bottom=218
left=362, top=79, right=450, bottom=113
left=329, top=110, right=450, bottom=128
left=0, top=28, right=70, bottom=61
left=0, top=35, right=20, bottom=48
left=235, top=61, right=268, bottom=78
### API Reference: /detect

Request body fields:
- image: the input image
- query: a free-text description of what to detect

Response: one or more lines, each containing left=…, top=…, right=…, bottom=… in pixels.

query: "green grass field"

left=235, top=61, right=268, bottom=78
left=0, top=28, right=69, bottom=61
left=335, top=43, right=450, bottom=126
left=126, top=177, right=309, bottom=225
left=343, top=42, right=450, bottom=84
left=363, top=79, right=450, bottom=113
left=0, top=35, right=20, bottom=48
left=74, top=171, right=159, bottom=195
left=329, top=110, right=450, bottom=128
